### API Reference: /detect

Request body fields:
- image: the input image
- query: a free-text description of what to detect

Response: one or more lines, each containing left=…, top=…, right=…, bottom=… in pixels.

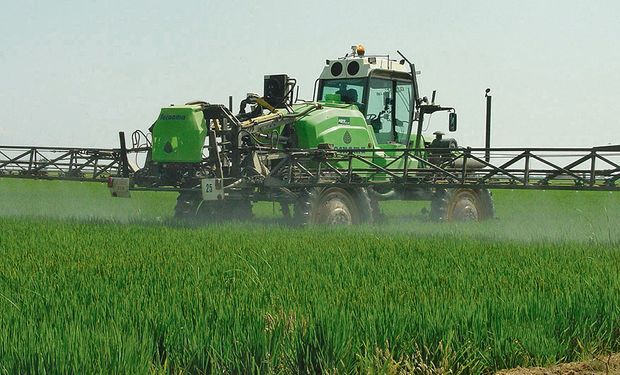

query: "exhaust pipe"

left=485, top=88, right=492, bottom=162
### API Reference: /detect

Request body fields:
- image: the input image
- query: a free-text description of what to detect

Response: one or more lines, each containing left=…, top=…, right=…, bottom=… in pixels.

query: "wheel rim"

left=325, top=204, right=353, bottom=225
left=449, top=191, right=480, bottom=221
left=315, top=189, right=356, bottom=225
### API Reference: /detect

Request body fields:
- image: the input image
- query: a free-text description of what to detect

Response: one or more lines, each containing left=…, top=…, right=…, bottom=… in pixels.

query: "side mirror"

left=449, top=112, right=457, bottom=132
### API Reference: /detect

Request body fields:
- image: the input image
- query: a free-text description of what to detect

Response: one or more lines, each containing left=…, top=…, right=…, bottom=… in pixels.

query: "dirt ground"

left=497, top=353, right=620, bottom=375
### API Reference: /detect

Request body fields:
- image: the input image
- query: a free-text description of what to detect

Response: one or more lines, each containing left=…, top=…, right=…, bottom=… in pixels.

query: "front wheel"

left=293, top=187, right=373, bottom=226
left=430, top=188, right=494, bottom=222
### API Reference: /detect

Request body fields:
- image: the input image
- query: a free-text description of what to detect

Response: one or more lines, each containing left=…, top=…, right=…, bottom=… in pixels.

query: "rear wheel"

left=430, top=188, right=494, bottom=222
left=294, top=187, right=373, bottom=226
left=174, top=191, right=201, bottom=220
left=197, top=199, right=253, bottom=221
left=174, top=192, right=252, bottom=222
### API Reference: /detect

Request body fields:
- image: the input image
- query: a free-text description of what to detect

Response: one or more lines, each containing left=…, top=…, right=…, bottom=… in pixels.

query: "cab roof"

left=319, top=56, right=412, bottom=81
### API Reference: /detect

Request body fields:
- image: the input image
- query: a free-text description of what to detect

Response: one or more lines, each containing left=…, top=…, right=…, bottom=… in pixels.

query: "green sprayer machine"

left=1, top=46, right=619, bottom=224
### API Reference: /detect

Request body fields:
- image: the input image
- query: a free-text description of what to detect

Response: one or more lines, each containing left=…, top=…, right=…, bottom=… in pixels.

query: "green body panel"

left=148, top=101, right=428, bottom=183
left=369, top=141, right=428, bottom=181
left=292, top=103, right=375, bottom=150
left=151, top=106, right=206, bottom=163
left=290, top=103, right=425, bottom=180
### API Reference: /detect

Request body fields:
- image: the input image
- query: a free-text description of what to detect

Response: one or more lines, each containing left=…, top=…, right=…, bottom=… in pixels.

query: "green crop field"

left=0, top=179, right=619, bottom=374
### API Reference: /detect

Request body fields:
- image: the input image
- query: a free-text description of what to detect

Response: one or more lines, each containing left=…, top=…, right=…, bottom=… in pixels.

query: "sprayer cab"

left=316, top=45, right=457, bottom=146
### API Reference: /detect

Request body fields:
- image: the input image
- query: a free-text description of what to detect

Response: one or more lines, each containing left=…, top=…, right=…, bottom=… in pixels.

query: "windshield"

left=318, top=78, right=367, bottom=113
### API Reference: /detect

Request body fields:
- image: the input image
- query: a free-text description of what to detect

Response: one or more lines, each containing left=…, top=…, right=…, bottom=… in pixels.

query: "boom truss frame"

left=0, top=146, right=127, bottom=182
left=260, top=146, right=620, bottom=191
left=1, top=144, right=618, bottom=192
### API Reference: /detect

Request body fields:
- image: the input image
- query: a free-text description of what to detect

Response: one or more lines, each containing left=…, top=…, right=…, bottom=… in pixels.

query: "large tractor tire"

left=174, top=191, right=201, bottom=220
left=197, top=199, right=253, bottom=222
left=370, top=198, right=385, bottom=223
left=430, top=188, right=494, bottom=222
left=293, top=187, right=373, bottom=226
left=174, top=192, right=253, bottom=222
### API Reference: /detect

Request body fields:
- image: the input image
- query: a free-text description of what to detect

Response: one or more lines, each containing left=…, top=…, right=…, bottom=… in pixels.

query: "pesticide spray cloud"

left=0, top=179, right=618, bottom=245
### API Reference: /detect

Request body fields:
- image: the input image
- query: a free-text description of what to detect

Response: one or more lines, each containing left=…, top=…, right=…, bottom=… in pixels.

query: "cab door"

left=366, top=77, right=412, bottom=146
left=394, top=80, right=413, bottom=145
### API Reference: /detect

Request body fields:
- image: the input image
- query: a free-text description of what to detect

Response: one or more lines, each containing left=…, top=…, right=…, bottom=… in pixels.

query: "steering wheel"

left=366, top=114, right=378, bottom=122
left=365, top=114, right=382, bottom=132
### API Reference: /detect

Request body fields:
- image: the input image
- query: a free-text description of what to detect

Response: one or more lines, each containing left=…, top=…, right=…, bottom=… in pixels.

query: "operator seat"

left=340, top=89, right=364, bottom=113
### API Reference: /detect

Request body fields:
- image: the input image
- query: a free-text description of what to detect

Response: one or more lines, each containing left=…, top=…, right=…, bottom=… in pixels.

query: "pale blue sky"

left=1, top=0, right=619, bottom=148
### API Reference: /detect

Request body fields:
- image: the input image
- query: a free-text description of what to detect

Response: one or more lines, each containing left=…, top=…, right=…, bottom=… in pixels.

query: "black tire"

left=174, top=192, right=253, bottom=222
left=370, top=198, right=385, bottom=223
left=174, top=191, right=201, bottom=220
left=430, top=188, right=494, bottom=222
left=293, top=187, right=373, bottom=226
left=279, top=202, right=291, bottom=219
left=197, top=199, right=253, bottom=222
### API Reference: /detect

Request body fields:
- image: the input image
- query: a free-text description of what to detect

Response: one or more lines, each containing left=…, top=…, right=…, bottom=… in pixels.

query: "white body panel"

left=201, top=178, right=224, bottom=201
left=109, top=177, right=131, bottom=198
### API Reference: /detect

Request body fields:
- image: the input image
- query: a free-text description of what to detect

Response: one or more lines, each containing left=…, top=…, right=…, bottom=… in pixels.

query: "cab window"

left=394, top=81, right=412, bottom=143
left=318, top=78, right=366, bottom=112
left=366, top=77, right=413, bottom=144
left=366, top=78, right=393, bottom=143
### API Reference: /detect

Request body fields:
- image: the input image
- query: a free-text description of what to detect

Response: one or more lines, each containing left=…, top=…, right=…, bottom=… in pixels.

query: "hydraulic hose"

left=283, top=102, right=321, bottom=118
